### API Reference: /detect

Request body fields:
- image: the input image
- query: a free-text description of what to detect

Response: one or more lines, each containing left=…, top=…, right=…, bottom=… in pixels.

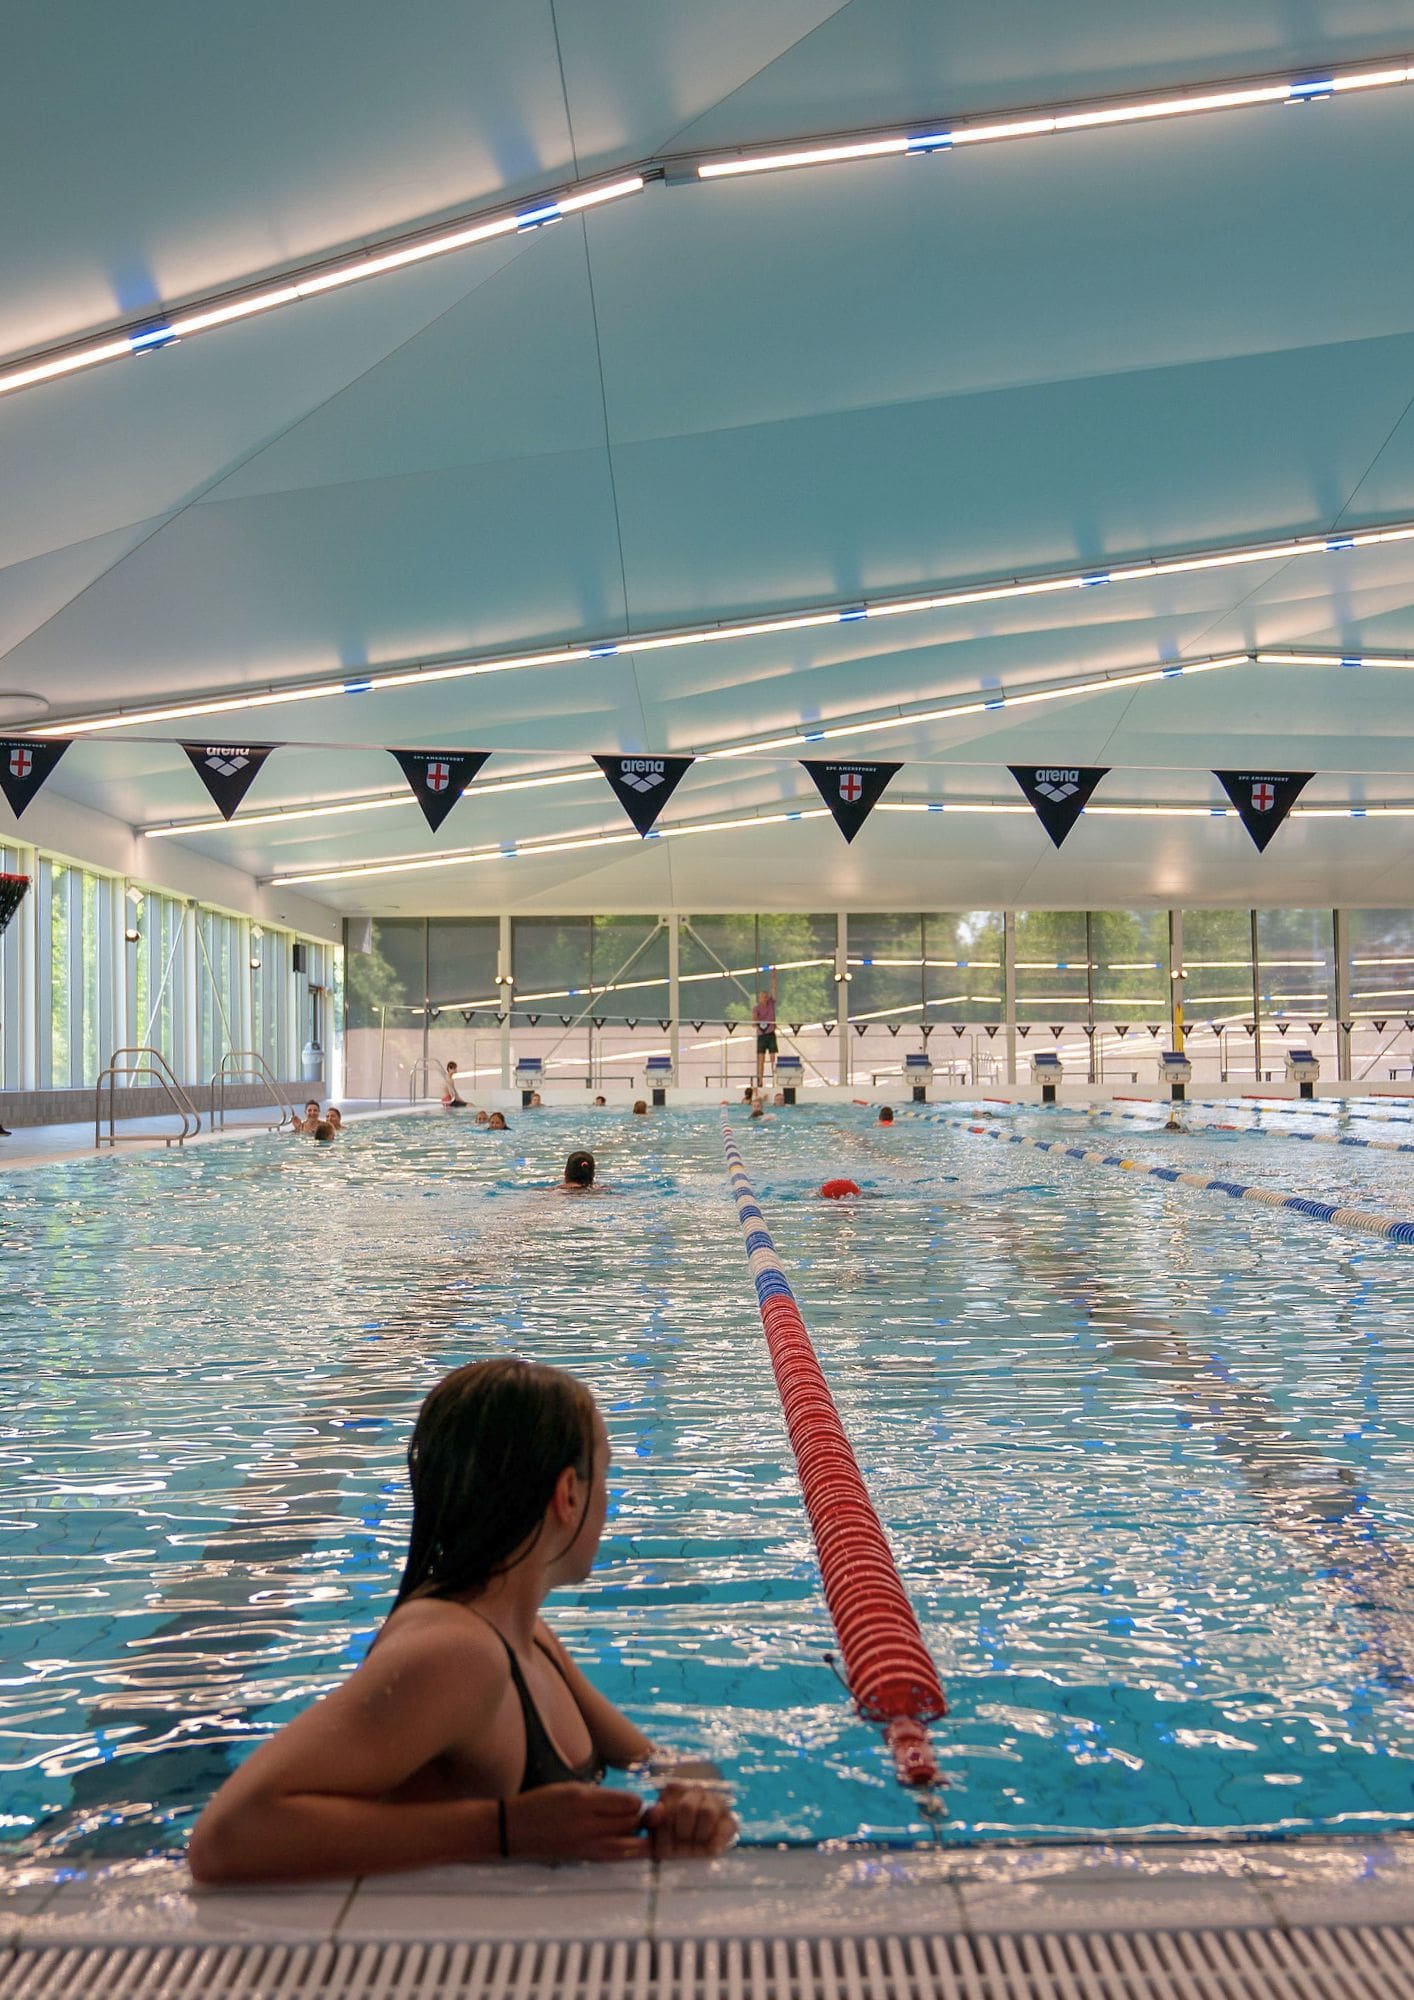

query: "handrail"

left=209, top=1049, right=297, bottom=1131
left=95, top=1047, right=201, bottom=1148
left=408, top=1055, right=450, bottom=1102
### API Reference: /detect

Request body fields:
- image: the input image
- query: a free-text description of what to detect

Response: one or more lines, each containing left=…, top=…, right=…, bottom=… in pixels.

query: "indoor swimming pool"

left=3, top=1104, right=1413, bottom=1864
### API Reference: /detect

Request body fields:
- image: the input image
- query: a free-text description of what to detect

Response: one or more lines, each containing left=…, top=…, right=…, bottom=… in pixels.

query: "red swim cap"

left=820, top=1178, right=862, bottom=1200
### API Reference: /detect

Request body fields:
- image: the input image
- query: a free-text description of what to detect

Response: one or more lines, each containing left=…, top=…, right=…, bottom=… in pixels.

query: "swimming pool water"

left=3, top=1103, right=1413, bottom=1861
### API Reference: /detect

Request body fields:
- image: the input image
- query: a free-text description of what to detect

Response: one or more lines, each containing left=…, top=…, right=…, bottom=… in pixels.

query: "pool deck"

left=2, top=1836, right=1411, bottom=1952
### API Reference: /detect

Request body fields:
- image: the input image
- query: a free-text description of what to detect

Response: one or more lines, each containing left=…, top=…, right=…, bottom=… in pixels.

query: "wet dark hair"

left=878, top=1106, right=894, bottom=1123
left=564, top=1150, right=595, bottom=1187
left=312, top=1120, right=335, bottom=1143
left=392, top=1359, right=598, bottom=1607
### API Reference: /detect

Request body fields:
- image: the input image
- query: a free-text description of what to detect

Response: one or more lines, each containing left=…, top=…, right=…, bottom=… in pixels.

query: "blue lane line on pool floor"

left=915, top=1111, right=1414, bottom=1247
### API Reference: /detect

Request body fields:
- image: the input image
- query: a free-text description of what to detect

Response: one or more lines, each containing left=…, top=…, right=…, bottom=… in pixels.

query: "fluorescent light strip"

left=32, top=507, right=1414, bottom=737
left=268, top=788, right=1414, bottom=888
left=268, top=806, right=831, bottom=886
left=692, top=61, right=1413, bottom=179
left=0, top=176, right=645, bottom=403
left=142, top=765, right=598, bottom=837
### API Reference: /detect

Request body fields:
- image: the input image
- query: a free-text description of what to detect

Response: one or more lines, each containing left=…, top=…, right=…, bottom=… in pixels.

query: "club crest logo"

left=203, top=749, right=251, bottom=777
left=1251, top=781, right=1275, bottom=812
left=8, top=748, right=31, bottom=779
left=618, top=759, right=665, bottom=794
left=426, top=761, right=450, bottom=793
left=838, top=771, right=864, bottom=803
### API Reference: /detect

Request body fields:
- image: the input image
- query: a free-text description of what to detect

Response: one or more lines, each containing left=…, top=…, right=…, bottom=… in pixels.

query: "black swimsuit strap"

left=459, top=1606, right=602, bottom=1791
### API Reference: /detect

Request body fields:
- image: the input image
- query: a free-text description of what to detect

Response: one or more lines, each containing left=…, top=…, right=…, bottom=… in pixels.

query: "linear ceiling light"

left=691, top=61, right=1412, bottom=179
left=268, top=789, right=1414, bottom=887
left=33, top=517, right=1414, bottom=738
left=0, top=176, right=645, bottom=402
left=141, top=765, right=598, bottom=837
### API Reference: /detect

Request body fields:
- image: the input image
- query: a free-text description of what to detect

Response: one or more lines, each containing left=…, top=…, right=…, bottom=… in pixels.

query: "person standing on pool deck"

left=188, top=1360, right=735, bottom=1879
left=752, top=984, right=777, bottom=1091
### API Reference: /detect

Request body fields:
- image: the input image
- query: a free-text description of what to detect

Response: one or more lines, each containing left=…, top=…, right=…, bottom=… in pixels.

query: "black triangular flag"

left=658, top=1019, right=671, bottom=1032
left=800, top=760, right=901, bottom=842
left=392, top=749, right=491, bottom=833
left=1082, top=1025, right=1096, bottom=1037
left=1309, top=1021, right=1325, bottom=1034
left=822, top=1022, right=836, bottom=1035
left=560, top=1015, right=573, bottom=1027
left=691, top=1021, right=704, bottom=1033
left=1008, top=766, right=1109, bottom=847
left=525, top=1013, right=540, bottom=1026
left=1275, top=1022, right=1289, bottom=1036
left=594, top=755, right=694, bottom=835
left=625, top=1018, right=638, bottom=1030
left=1115, top=1025, right=1130, bottom=1038
left=789, top=1023, right=803, bottom=1036
left=724, top=1020, right=738, bottom=1034
left=0, top=738, right=69, bottom=819
left=952, top=1025, right=967, bottom=1037
left=1242, top=1022, right=1257, bottom=1036
left=182, top=742, right=275, bottom=820
left=1148, top=1025, right=1163, bottom=1037
left=1017, top=1024, right=1031, bottom=1037
left=1051, top=1026, right=1064, bottom=1039
left=919, top=1025, right=933, bottom=1040
left=1213, top=771, right=1313, bottom=852
left=1372, top=1020, right=1387, bottom=1035
left=987, top=1025, right=1001, bottom=1039
left=887, top=1024, right=900, bottom=1036
left=854, top=1021, right=869, bottom=1035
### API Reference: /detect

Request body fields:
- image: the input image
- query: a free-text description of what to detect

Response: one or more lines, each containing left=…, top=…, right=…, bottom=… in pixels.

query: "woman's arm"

left=189, top=1623, right=643, bottom=1882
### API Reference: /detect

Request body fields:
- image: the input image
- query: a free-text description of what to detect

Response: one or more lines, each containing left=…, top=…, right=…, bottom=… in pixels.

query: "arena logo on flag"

left=0, top=736, right=70, bottom=819
left=182, top=743, right=276, bottom=819
left=1008, top=766, right=1110, bottom=847
left=1213, top=770, right=1313, bottom=852
left=800, top=760, right=901, bottom=842
left=594, top=755, right=695, bottom=834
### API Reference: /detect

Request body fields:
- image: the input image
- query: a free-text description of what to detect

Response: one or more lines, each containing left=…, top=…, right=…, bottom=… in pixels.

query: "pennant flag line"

left=800, top=760, right=901, bottom=842
left=182, top=743, right=275, bottom=820
left=1008, top=765, right=1110, bottom=847
left=594, top=755, right=695, bottom=836
left=0, top=737, right=69, bottom=819
left=391, top=749, right=492, bottom=833
left=1213, top=770, right=1314, bottom=852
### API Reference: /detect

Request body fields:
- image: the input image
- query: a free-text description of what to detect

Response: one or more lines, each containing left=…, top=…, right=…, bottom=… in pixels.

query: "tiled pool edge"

left=4, top=1838, right=1413, bottom=1948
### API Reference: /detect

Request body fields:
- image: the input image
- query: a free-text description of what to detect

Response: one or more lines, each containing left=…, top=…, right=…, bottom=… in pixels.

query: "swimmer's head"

left=393, top=1358, right=603, bottom=1606
left=487, top=1111, right=509, bottom=1130
left=877, top=1106, right=894, bottom=1124
left=304, top=1100, right=320, bottom=1119
left=446, top=1061, right=457, bottom=1075
left=820, top=1177, right=861, bottom=1199
left=593, top=1095, right=606, bottom=1107
left=312, top=1120, right=335, bottom=1145
left=326, top=1107, right=342, bottom=1129
left=529, top=1091, right=543, bottom=1107
left=632, top=1100, right=648, bottom=1116
left=474, top=1109, right=490, bottom=1125
left=564, top=1149, right=595, bottom=1187
left=749, top=1104, right=765, bottom=1120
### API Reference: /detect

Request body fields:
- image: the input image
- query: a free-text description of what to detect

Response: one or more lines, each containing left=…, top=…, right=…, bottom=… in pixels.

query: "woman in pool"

left=560, top=1149, right=598, bottom=1190
left=486, top=1111, right=510, bottom=1131
left=189, top=1359, right=734, bottom=1881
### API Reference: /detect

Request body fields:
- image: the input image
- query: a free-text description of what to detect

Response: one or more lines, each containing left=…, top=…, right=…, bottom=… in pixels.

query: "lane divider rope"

left=1075, top=1101, right=1414, bottom=1155
left=721, top=1122, right=948, bottom=1800
left=916, top=1112, right=1414, bottom=1245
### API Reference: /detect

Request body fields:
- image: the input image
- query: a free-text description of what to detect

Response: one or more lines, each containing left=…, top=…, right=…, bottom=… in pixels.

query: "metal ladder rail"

left=95, top=1048, right=201, bottom=1148
left=209, top=1049, right=297, bottom=1131
left=408, top=1055, right=450, bottom=1102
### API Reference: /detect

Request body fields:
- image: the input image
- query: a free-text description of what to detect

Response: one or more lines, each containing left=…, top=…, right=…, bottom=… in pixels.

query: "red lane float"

left=722, top=1125, right=948, bottom=1799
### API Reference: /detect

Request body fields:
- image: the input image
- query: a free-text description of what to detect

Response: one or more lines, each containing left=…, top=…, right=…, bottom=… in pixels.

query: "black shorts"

left=756, top=1029, right=778, bottom=1054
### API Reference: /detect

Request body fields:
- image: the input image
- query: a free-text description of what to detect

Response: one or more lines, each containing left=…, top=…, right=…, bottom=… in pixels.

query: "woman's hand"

left=641, top=1782, right=737, bottom=1858
left=505, top=1783, right=646, bottom=1862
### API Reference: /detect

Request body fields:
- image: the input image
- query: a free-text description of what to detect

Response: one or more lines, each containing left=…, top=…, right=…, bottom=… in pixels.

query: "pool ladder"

left=209, top=1049, right=298, bottom=1132
left=95, top=1047, right=202, bottom=1148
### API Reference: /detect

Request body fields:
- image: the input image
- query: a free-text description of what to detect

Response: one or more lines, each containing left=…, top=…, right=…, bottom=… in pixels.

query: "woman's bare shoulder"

left=374, top=1598, right=510, bottom=1680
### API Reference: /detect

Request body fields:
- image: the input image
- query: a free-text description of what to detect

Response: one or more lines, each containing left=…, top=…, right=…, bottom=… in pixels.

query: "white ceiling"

left=5, top=0, right=1414, bottom=914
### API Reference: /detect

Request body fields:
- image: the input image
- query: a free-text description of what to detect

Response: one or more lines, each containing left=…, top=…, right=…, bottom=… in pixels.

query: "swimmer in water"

left=528, top=1091, right=543, bottom=1109
left=487, top=1112, right=510, bottom=1131
left=312, top=1120, right=335, bottom=1146
left=560, top=1150, right=598, bottom=1191
left=631, top=1100, right=648, bottom=1116
left=292, top=1099, right=321, bottom=1135
left=593, top=1096, right=607, bottom=1108
left=877, top=1106, right=894, bottom=1125
left=326, top=1108, right=343, bottom=1134
left=474, top=1110, right=490, bottom=1126
left=188, top=1360, right=736, bottom=1882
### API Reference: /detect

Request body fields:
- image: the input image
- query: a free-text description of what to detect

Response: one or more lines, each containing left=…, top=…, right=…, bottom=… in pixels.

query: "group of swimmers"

left=442, top=1062, right=653, bottom=1118
left=291, top=1100, right=343, bottom=1143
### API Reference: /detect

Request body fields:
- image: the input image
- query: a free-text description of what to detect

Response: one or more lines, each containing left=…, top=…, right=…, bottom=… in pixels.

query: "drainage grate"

left=2, top=1927, right=1413, bottom=2000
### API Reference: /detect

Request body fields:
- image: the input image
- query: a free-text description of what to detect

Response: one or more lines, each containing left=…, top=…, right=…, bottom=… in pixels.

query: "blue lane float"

left=919, top=1111, right=1414, bottom=1247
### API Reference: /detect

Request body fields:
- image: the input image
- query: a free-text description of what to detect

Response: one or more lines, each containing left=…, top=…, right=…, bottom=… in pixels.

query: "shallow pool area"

left=4, top=1103, right=1414, bottom=1865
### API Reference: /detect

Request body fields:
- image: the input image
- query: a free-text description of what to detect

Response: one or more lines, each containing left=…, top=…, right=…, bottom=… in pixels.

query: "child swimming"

left=188, top=1359, right=734, bottom=1880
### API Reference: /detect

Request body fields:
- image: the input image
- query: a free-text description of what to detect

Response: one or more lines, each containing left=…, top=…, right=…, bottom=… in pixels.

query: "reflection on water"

left=2, top=1106, right=1413, bottom=1859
